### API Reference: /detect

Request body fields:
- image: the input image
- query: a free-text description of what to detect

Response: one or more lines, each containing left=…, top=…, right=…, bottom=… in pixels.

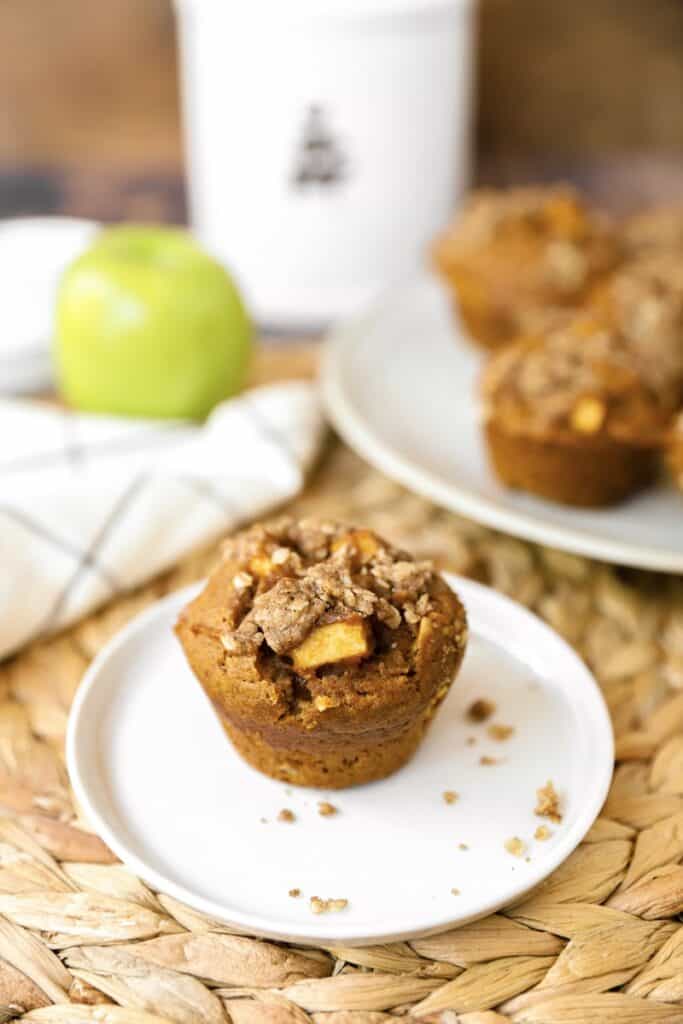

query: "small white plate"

left=67, top=575, right=612, bottom=946
left=321, top=274, right=683, bottom=573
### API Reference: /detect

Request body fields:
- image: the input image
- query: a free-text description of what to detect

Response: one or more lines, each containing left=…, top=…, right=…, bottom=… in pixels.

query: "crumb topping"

left=441, top=187, right=598, bottom=248
left=217, top=518, right=446, bottom=662
left=317, top=801, right=338, bottom=817
left=288, top=888, right=301, bottom=898
left=467, top=699, right=496, bottom=722
left=310, top=896, right=348, bottom=915
left=623, top=207, right=683, bottom=256
left=435, top=186, right=616, bottom=295
left=482, top=318, right=676, bottom=439
left=278, top=808, right=296, bottom=823
left=604, top=255, right=683, bottom=404
left=535, top=780, right=562, bottom=823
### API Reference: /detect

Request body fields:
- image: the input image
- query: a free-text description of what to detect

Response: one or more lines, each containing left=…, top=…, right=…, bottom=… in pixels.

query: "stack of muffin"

left=432, top=186, right=683, bottom=507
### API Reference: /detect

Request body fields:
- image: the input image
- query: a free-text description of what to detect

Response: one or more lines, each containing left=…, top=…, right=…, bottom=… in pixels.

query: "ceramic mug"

left=174, top=0, right=475, bottom=328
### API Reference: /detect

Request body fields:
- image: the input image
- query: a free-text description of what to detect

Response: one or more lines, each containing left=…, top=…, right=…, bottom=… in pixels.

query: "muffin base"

left=485, top=419, right=658, bottom=507
left=443, top=280, right=516, bottom=351
left=219, top=681, right=452, bottom=789
left=669, top=436, right=683, bottom=493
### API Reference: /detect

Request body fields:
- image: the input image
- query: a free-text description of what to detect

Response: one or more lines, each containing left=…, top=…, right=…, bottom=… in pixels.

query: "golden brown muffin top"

left=433, top=185, right=617, bottom=299
left=442, top=186, right=593, bottom=245
left=593, top=254, right=683, bottom=405
left=216, top=518, right=452, bottom=668
left=622, top=207, right=683, bottom=258
left=481, top=317, right=676, bottom=443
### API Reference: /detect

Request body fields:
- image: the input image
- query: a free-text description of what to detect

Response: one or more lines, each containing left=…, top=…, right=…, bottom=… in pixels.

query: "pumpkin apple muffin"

left=669, top=414, right=683, bottom=493
left=621, top=207, right=683, bottom=258
left=175, top=518, right=468, bottom=788
left=431, top=185, right=618, bottom=349
left=590, top=254, right=683, bottom=411
left=481, top=318, right=675, bottom=507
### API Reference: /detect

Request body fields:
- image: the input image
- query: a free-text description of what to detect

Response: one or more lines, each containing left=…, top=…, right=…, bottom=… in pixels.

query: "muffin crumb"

left=535, top=780, right=562, bottom=822
left=288, top=888, right=301, bottom=898
left=488, top=723, right=515, bottom=742
left=318, top=801, right=338, bottom=817
left=451, top=888, right=460, bottom=896
left=443, top=790, right=459, bottom=805
left=468, top=698, right=496, bottom=722
left=505, top=837, right=525, bottom=857
left=278, top=808, right=296, bottom=823
left=310, top=896, right=348, bottom=914
left=535, top=825, right=552, bottom=841
left=458, top=842, right=469, bottom=851
left=466, top=736, right=477, bottom=746
left=480, top=755, right=499, bottom=766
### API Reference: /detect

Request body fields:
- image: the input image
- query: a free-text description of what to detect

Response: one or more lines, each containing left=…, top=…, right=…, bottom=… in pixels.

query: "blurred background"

left=2, top=0, right=682, bottom=224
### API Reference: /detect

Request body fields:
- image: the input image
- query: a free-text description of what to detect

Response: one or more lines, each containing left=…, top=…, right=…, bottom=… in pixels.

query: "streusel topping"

left=444, top=186, right=594, bottom=247
left=435, top=186, right=617, bottom=296
left=604, top=255, right=683, bottom=404
left=218, top=519, right=440, bottom=659
left=482, top=318, right=676, bottom=440
left=622, top=207, right=683, bottom=257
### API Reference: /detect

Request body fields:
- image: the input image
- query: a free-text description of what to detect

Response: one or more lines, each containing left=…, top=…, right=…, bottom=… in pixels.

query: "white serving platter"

left=321, top=274, right=683, bottom=572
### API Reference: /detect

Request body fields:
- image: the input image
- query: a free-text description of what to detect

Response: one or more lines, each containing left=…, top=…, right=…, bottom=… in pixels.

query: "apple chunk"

left=291, top=617, right=373, bottom=671
left=249, top=554, right=275, bottom=578
left=331, top=530, right=380, bottom=563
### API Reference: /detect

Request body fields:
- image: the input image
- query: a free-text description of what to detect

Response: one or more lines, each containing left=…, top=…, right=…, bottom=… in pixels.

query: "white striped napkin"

left=0, top=382, right=325, bottom=659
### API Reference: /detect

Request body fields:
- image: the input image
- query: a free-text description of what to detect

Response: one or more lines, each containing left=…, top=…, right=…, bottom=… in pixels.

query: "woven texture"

left=2, top=358, right=683, bottom=1022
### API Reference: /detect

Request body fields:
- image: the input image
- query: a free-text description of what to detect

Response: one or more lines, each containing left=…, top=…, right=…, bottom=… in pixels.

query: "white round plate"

left=321, top=274, right=683, bottom=572
left=67, top=575, right=612, bottom=946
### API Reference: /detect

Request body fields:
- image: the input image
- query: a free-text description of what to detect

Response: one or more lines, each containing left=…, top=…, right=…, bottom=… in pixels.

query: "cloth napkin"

left=0, top=382, right=325, bottom=660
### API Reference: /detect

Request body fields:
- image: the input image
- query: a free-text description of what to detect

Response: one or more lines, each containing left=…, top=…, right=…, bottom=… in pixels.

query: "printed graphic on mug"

left=291, top=105, right=347, bottom=188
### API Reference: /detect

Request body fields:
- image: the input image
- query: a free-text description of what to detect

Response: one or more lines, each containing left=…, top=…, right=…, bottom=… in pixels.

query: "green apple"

left=55, top=225, right=252, bottom=419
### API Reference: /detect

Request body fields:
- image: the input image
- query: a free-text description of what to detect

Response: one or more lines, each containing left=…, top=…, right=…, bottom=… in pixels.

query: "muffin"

left=669, top=413, right=683, bottom=493
left=431, top=185, right=619, bottom=349
left=621, top=207, right=683, bottom=258
left=481, top=317, right=675, bottom=507
left=175, top=518, right=468, bottom=789
left=590, top=254, right=683, bottom=411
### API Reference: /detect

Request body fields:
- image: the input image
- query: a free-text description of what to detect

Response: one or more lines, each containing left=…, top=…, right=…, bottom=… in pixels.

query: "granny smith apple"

left=55, top=225, right=252, bottom=419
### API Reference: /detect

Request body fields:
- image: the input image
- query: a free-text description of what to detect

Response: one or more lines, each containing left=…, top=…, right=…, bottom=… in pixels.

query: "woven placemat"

left=2, top=356, right=683, bottom=1022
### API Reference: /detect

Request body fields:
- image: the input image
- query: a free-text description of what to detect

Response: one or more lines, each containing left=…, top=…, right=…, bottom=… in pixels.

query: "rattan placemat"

left=2, top=350, right=683, bottom=1023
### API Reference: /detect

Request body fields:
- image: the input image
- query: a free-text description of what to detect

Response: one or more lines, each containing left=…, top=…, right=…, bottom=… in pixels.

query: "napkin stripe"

left=0, top=423, right=187, bottom=476
left=39, top=474, right=148, bottom=634
left=63, top=411, right=84, bottom=469
left=0, top=504, right=119, bottom=586
left=179, top=476, right=242, bottom=519
left=241, top=397, right=297, bottom=467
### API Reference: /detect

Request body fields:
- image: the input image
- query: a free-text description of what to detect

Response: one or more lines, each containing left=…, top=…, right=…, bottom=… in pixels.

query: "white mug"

left=175, top=0, right=475, bottom=329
